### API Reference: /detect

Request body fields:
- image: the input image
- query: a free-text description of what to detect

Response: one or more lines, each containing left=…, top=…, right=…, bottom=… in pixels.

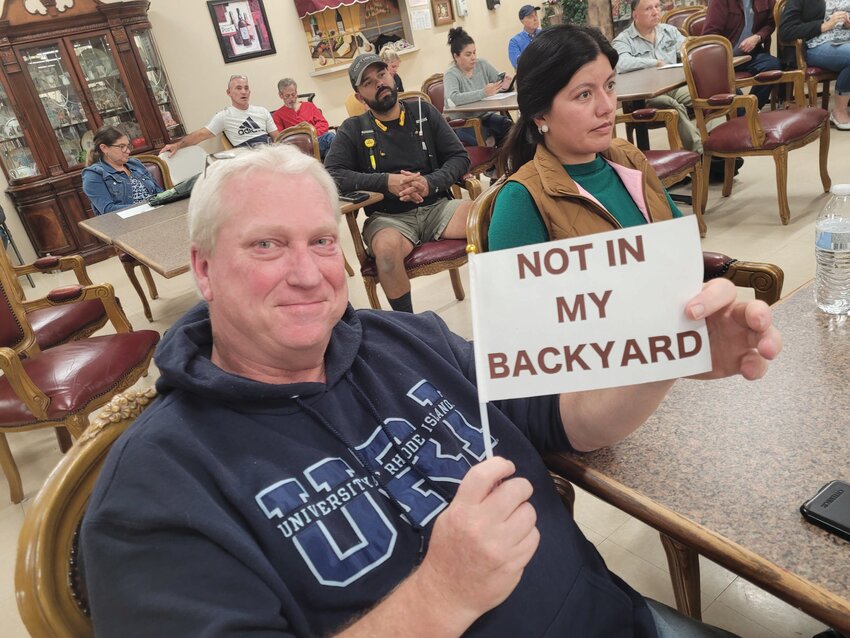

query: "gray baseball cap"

left=349, top=54, right=387, bottom=89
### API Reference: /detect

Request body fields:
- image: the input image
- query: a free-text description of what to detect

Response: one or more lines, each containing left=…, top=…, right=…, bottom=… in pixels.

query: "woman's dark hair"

left=447, top=27, right=475, bottom=58
left=87, top=126, right=127, bottom=166
left=499, top=24, right=619, bottom=175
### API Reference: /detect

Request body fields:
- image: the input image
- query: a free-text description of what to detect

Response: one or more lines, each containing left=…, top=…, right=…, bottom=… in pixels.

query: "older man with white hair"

left=80, top=143, right=779, bottom=638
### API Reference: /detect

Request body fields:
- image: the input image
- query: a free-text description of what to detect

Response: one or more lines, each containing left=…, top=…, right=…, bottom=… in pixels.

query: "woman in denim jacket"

left=82, top=126, right=163, bottom=215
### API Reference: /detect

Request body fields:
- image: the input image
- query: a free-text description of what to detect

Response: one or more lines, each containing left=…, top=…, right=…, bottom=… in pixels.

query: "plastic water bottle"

left=815, top=184, right=850, bottom=314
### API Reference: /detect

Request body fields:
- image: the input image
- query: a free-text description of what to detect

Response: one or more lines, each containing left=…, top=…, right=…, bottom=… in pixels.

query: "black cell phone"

left=339, top=191, right=370, bottom=204
left=502, top=75, right=517, bottom=93
left=801, top=480, right=850, bottom=542
left=497, top=71, right=506, bottom=82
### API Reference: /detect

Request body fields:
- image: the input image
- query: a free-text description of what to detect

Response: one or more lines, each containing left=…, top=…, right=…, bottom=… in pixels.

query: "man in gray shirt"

left=612, top=0, right=702, bottom=154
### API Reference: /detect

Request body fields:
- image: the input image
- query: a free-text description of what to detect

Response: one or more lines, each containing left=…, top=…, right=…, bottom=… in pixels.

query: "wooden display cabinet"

left=0, top=0, right=185, bottom=261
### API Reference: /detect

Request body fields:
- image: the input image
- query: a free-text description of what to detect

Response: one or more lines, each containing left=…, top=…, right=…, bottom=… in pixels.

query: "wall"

left=0, top=0, right=525, bottom=258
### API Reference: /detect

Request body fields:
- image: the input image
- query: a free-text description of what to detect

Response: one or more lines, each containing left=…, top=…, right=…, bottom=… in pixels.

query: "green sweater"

left=489, top=155, right=682, bottom=251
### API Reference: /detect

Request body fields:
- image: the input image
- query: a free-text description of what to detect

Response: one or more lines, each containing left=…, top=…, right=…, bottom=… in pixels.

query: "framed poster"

left=431, top=0, right=454, bottom=25
left=207, top=0, right=276, bottom=64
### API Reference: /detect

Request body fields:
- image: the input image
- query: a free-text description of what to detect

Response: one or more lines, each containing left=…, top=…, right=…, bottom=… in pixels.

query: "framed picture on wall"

left=207, top=0, right=276, bottom=63
left=431, top=0, right=454, bottom=25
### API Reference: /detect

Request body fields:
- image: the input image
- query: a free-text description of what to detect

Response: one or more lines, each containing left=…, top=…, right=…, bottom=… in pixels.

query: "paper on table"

left=482, top=91, right=516, bottom=100
left=658, top=62, right=683, bottom=69
left=117, top=203, right=154, bottom=219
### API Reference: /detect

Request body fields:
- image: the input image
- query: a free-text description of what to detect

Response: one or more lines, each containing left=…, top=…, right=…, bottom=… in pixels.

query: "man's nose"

left=285, top=248, right=323, bottom=287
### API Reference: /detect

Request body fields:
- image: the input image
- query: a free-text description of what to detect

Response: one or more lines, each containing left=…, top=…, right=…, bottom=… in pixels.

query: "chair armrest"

left=21, top=283, right=133, bottom=333
left=702, top=251, right=784, bottom=305
left=13, top=254, right=93, bottom=286
left=449, top=117, right=487, bottom=146
left=695, top=93, right=764, bottom=145
left=616, top=108, right=683, bottom=150
left=0, top=347, right=49, bottom=419
left=458, top=175, right=482, bottom=199
left=707, top=93, right=736, bottom=106
left=734, top=69, right=806, bottom=106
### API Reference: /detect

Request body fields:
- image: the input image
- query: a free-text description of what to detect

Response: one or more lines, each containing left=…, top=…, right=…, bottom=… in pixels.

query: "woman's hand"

left=484, top=82, right=502, bottom=97
left=823, top=11, right=849, bottom=32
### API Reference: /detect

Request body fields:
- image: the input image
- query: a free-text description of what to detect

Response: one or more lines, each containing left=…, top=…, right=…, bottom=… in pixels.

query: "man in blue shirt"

left=508, top=5, right=541, bottom=69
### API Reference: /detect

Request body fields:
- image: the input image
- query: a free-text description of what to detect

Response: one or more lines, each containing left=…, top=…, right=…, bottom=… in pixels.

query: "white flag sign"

left=470, top=216, right=711, bottom=403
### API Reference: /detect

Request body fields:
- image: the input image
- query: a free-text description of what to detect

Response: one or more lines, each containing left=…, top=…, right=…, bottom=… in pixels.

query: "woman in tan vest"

left=489, top=24, right=680, bottom=251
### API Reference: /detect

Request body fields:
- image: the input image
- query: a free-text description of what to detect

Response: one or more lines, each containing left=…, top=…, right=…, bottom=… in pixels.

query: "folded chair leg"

left=449, top=268, right=465, bottom=301
left=139, top=264, right=159, bottom=300
left=819, top=121, right=832, bottom=194
left=774, top=148, right=791, bottom=225
left=365, top=278, right=381, bottom=310
left=660, top=533, right=702, bottom=621
left=691, top=165, right=707, bottom=238
left=54, top=427, right=73, bottom=453
left=121, top=257, right=153, bottom=322
left=0, top=433, right=23, bottom=504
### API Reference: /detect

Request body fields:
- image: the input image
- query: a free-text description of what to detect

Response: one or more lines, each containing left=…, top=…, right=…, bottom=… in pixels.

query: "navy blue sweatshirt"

left=81, top=303, right=657, bottom=637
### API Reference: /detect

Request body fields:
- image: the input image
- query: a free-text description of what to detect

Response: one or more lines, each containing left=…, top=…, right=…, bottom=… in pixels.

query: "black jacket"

left=778, top=0, right=826, bottom=66
left=324, top=99, right=470, bottom=216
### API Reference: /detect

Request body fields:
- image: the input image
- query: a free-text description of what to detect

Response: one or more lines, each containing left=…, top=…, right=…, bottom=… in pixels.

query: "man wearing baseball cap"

left=508, top=5, right=541, bottom=68
left=324, top=53, right=471, bottom=313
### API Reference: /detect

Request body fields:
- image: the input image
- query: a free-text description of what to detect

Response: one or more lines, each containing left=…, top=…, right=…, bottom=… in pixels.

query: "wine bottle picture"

left=310, top=15, right=319, bottom=37
left=237, top=9, right=253, bottom=45
left=335, top=9, right=345, bottom=33
left=230, top=11, right=243, bottom=46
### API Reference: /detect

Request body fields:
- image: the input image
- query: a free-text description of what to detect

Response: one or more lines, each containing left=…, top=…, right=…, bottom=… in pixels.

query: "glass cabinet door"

left=20, top=43, right=92, bottom=168
left=0, top=81, right=40, bottom=181
left=133, top=30, right=185, bottom=138
left=71, top=35, right=147, bottom=149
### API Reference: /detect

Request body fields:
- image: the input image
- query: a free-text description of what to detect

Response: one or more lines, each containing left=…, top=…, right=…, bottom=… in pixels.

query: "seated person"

left=79, top=141, right=780, bottom=637
left=325, top=53, right=471, bottom=313
left=779, top=0, right=850, bottom=129
left=380, top=46, right=405, bottom=92
left=508, top=4, right=542, bottom=69
left=82, top=126, right=163, bottom=215
left=161, top=74, right=277, bottom=156
left=612, top=0, right=703, bottom=154
left=703, top=0, right=784, bottom=109
left=491, top=25, right=683, bottom=251
left=272, top=78, right=336, bottom=159
left=444, top=27, right=513, bottom=147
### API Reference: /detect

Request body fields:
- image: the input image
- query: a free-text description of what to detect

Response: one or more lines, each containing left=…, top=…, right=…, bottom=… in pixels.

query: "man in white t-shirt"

left=161, top=75, right=278, bottom=156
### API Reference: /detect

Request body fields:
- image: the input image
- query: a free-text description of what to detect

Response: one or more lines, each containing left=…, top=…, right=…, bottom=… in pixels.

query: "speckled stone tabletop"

left=78, top=199, right=190, bottom=278
left=555, top=283, right=850, bottom=623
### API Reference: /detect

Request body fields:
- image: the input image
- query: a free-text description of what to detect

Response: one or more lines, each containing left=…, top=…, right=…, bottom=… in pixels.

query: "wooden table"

left=443, top=92, right=518, bottom=115
left=546, top=282, right=850, bottom=633
left=79, top=193, right=384, bottom=279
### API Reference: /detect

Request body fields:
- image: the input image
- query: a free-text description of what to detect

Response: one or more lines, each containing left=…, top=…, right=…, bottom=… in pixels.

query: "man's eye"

left=256, top=240, right=273, bottom=249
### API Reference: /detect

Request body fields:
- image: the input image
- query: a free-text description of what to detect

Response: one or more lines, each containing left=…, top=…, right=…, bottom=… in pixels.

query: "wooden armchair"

left=774, top=0, right=837, bottom=109
left=683, top=9, right=707, bottom=36
left=0, top=259, right=160, bottom=503
left=276, top=122, right=320, bottom=160
left=467, top=178, right=784, bottom=304
left=682, top=35, right=830, bottom=225
left=117, top=153, right=173, bottom=322
left=616, top=107, right=707, bottom=236
left=16, top=388, right=157, bottom=638
left=662, top=5, right=705, bottom=36
left=343, top=177, right=480, bottom=310
left=421, top=73, right=499, bottom=179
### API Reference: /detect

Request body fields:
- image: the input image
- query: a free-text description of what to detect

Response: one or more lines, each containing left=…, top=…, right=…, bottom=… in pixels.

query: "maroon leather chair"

left=277, top=122, right=320, bottom=160
left=683, top=35, right=830, bottom=224
left=775, top=0, right=838, bottom=110
left=421, top=73, right=500, bottom=179
left=684, top=10, right=707, bottom=36
left=0, top=259, right=160, bottom=503
left=663, top=5, right=704, bottom=35
left=617, top=108, right=707, bottom=236
left=1, top=250, right=108, bottom=350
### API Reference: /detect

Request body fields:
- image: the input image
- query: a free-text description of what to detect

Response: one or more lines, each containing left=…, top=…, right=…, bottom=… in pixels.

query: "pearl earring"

left=538, top=123, right=549, bottom=134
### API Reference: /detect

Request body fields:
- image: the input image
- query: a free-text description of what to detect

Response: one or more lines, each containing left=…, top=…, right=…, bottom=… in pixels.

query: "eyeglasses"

left=203, top=151, right=238, bottom=178
left=109, top=144, right=133, bottom=152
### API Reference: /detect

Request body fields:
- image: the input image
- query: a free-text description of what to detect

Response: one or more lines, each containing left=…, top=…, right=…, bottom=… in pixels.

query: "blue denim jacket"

left=82, top=158, right=164, bottom=215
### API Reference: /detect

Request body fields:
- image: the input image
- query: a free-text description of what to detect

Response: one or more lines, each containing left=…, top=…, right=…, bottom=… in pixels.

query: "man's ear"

left=191, top=245, right=214, bottom=302
left=354, top=91, right=366, bottom=106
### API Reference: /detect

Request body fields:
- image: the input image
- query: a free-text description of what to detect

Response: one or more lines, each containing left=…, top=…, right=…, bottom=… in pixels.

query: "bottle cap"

left=831, top=184, right=850, bottom=196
